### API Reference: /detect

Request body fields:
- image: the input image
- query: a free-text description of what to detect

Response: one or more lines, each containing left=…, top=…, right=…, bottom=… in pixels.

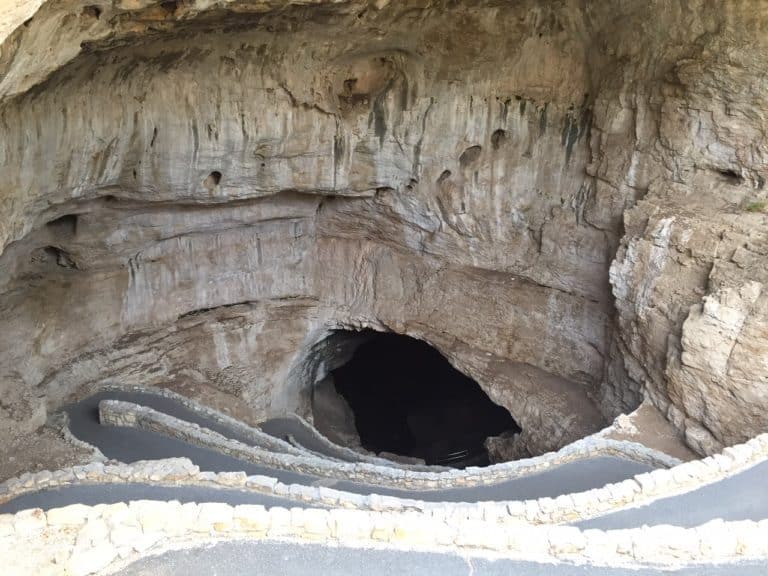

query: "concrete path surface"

left=117, top=540, right=768, bottom=576
left=68, top=391, right=262, bottom=448
left=260, top=415, right=362, bottom=462
left=56, top=391, right=652, bottom=503
left=4, top=389, right=766, bottom=576
left=0, top=483, right=303, bottom=515
left=577, top=458, right=768, bottom=529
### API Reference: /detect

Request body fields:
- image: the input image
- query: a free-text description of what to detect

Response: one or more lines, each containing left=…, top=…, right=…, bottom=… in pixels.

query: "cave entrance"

left=313, top=330, right=520, bottom=468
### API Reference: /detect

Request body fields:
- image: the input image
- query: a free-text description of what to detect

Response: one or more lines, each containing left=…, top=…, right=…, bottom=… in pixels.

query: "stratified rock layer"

left=0, top=0, right=766, bottom=456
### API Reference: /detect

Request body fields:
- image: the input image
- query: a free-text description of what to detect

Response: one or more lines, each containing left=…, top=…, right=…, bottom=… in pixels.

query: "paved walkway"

left=54, top=391, right=652, bottom=504
left=117, top=540, right=768, bottom=576
left=26, top=389, right=763, bottom=530
left=0, top=484, right=301, bottom=514
left=577, top=458, right=768, bottom=529
left=5, top=390, right=767, bottom=575
left=68, top=391, right=261, bottom=447
left=260, top=416, right=363, bottom=462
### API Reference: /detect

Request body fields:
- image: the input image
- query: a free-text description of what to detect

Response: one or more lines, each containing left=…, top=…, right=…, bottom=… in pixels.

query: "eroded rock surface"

left=0, top=0, right=766, bottom=458
left=609, top=18, right=768, bottom=453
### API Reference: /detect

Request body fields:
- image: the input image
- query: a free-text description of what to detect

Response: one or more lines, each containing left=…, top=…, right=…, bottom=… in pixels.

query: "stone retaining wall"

left=2, top=497, right=767, bottom=576
left=99, top=399, right=680, bottom=490
left=48, top=411, right=108, bottom=463
left=278, top=412, right=446, bottom=471
left=93, top=385, right=308, bottom=458
left=95, top=384, right=445, bottom=472
left=0, top=387, right=757, bottom=543
left=3, top=432, right=765, bottom=529
left=3, top=419, right=768, bottom=528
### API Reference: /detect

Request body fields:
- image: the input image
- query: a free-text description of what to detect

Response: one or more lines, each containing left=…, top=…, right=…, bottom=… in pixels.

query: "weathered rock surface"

left=0, top=0, right=766, bottom=457
left=608, top=12, right=768, bottom=453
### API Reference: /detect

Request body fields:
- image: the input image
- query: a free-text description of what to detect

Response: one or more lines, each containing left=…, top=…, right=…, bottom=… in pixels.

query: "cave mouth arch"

left=311, top=329, right=521, bottom=468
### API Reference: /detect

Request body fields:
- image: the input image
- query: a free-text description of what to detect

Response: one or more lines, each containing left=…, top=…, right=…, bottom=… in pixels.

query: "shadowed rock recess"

left=1, top=0, right=767, bottom=469
left=313, top=330, right=520, bottom=466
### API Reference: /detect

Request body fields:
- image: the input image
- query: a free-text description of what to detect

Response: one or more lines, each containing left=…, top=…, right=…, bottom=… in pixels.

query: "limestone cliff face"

left=609, top=31, right=768, bottom=454
left=0, top=0, right=765, bottom=457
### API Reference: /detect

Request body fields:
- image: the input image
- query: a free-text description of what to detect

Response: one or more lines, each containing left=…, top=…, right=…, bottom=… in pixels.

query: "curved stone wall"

left=2, top=430, right=768, bottom=575
left=1, top=387, right=766, bottom=573
left=97, top=398, right=679, bottom=489
left=3, top=426, right=766, bottom=528
left=4, top=501, right=768, bottom=575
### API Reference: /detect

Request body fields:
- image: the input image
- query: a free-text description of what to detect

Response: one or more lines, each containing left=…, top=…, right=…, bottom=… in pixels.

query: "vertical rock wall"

left=0, top=0, right=766, bottom=455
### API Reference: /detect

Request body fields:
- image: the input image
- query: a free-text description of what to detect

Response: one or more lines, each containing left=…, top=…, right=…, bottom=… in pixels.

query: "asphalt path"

left=117, top=540, right=768, bottom=576
left=576, top=458, right=768, bottom=529
left=68, top=391, right=261, bottom=447
left=5, top=390, right=761, bottom=576
left=260, top=416, right=360, bottom=461
left=55, top=391, right=653, bottom=504
left=0, top=484, right=301, bottom=514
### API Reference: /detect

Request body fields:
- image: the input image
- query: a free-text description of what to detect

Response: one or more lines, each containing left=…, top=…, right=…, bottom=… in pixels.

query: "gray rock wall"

left=0, top=0, right=766, bottom=456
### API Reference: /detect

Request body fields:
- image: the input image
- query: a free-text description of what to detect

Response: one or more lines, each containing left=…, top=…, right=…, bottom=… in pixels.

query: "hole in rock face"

left=46, top=214, right=78, bottom=236
left=160, top=1, right=179, bottom=15
left=34, top=246, right=79, bottom=269
left=715, top=167, right=743, bottom=184
left=319, top=330, right=520, bottom=468
left=203, top=170, right=222, bottom=191
left=82, top=5, right=102, bottom=19
left=459, top=145, right=482, bottom=167
left=491, top=129, right=507, bottom=150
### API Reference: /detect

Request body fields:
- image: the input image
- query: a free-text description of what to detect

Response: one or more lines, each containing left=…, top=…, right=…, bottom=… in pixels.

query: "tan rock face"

left=0, top=0, right=765, bottom=456
left=608, top=13, right=768, bottom=453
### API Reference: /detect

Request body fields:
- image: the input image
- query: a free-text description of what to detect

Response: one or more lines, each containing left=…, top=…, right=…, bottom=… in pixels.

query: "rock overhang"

left=0, top=0, right=766, bottom=459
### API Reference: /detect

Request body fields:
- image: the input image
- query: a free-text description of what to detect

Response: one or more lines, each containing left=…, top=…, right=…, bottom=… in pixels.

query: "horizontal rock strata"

left=0, top=0, right=766, bottom=461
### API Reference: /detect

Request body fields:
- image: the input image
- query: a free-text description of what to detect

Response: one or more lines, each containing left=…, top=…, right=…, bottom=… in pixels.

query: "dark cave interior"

left=332, top=331, right=520, bottom=467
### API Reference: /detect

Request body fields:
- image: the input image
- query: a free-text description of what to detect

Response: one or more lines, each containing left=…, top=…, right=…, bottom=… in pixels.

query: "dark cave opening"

left=329, top=330, right=521, bottom=468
